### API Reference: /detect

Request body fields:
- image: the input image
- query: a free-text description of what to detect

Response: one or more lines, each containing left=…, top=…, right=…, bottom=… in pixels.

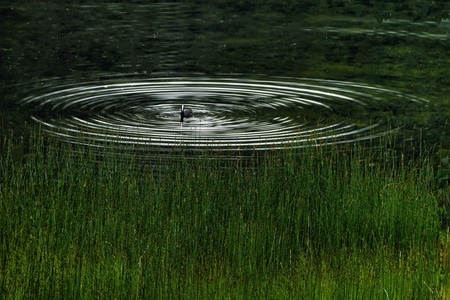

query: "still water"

left=1, top=1, right=449, bottom=154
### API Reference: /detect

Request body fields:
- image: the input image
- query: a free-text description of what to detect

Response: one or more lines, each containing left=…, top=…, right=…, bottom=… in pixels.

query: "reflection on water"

left=303, top=18, right=450, bottom=41
left=1, top=1, right=449, bottom=153
left=21, top=74, right=427, bottom=152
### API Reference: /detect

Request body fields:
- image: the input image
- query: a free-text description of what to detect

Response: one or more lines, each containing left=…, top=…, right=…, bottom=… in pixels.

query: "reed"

left=0, top=131, right=446, bottom=299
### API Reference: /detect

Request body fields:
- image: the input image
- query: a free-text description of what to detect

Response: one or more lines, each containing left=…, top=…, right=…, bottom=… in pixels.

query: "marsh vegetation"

left=1, top=132, right=448, bottom=298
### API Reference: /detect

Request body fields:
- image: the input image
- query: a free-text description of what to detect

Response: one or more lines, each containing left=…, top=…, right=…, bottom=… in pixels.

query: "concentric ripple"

left=22, top=76, right=427, bottom=152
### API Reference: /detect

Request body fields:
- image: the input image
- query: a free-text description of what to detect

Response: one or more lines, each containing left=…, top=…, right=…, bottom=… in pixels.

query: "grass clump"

left=0, top=132, right=447, bottom=299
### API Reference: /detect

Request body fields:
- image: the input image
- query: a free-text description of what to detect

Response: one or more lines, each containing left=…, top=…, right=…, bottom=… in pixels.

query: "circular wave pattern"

left=22, top=76, right=427, bottom=152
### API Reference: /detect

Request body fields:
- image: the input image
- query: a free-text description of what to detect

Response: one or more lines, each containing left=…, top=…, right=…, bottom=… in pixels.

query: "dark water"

left=1, top=1, right=449, bottom=155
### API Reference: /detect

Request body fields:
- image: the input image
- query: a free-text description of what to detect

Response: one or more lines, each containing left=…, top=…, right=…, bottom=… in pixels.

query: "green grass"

left=0, top=132, right=448, bottom=299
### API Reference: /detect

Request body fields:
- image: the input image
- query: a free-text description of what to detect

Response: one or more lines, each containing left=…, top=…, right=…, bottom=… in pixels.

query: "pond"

left=1, top=1, right=449, bottom=156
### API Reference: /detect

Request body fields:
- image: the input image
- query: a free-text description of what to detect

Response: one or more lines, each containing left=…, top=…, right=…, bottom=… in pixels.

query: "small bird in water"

left=180, top=105, right=193, bottom=122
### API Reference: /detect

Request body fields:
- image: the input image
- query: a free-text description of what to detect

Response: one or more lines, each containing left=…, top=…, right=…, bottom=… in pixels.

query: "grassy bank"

left=0, top=133, right=448, bottom=299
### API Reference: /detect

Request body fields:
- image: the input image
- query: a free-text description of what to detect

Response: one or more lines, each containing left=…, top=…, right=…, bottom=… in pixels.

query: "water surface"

left=1, top=1, right=449, bottom=154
